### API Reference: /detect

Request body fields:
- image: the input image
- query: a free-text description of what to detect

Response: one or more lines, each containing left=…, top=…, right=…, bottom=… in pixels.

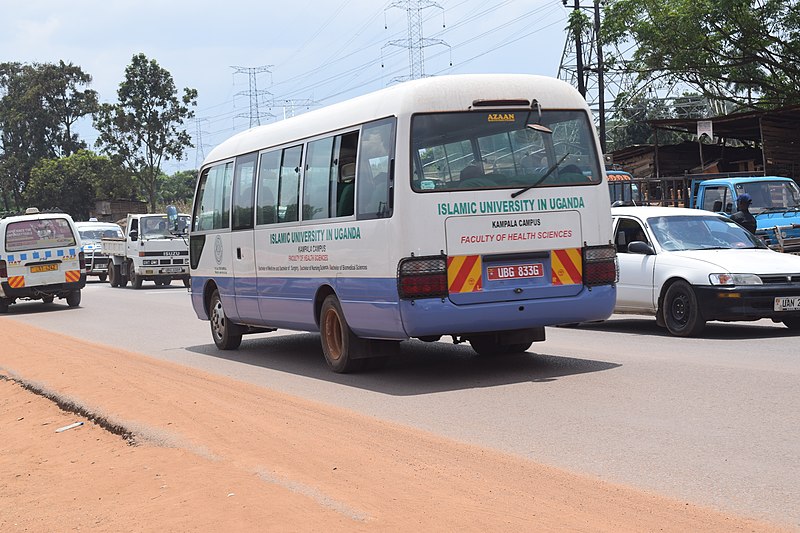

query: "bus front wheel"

left=209, top=290, right=242, bottom=350
left=320, top=295, right=367, bottom=373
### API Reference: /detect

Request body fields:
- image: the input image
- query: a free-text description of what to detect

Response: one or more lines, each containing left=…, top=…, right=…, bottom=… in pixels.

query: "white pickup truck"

left=102, top=212, right=190, bottom=289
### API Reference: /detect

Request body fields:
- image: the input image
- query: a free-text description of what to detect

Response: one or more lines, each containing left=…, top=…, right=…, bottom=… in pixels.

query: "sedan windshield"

left=648, top=215, right=767, bottom=251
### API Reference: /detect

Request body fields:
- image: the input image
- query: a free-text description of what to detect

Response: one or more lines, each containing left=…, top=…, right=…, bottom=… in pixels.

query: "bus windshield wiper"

left=511, top=153, right=569, bottom=198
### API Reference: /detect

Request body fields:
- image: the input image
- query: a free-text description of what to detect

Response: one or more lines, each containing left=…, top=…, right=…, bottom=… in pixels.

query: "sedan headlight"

left=709, top=273, right=762, bottom=286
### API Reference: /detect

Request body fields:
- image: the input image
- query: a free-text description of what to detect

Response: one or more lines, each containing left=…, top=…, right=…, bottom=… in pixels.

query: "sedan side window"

left=615, top=218, right=648, bottom=253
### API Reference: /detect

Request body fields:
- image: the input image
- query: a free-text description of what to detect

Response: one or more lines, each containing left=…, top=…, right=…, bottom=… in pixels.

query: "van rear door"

left=4, top=216, right=82, bottom=287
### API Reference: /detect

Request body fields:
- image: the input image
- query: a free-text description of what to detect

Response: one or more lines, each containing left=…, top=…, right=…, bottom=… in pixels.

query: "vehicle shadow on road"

left=185, top=334, right=621, bottom=396
left=575, top=317, right=797, bottom=340
left=0, top=302, right=80, bottom=315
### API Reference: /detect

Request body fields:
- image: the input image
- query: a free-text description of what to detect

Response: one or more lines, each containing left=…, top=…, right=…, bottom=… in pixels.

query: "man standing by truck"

left=731, top=193, right=757, bottom=234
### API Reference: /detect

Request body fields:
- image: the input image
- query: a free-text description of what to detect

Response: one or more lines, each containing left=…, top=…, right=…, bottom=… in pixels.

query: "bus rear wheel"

left=320, top=295, right=367, bottom=373
left=209, top=290, right=242, bottom=350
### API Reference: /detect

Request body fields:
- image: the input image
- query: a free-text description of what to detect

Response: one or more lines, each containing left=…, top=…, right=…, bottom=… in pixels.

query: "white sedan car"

left=612, top=206, right=800, bottom=336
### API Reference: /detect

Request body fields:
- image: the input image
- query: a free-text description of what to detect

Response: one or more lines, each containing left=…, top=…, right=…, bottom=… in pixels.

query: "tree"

left=0, top=61, right=98, bottom=211
left=159, top=169, right=197, bottom=211
left=25, top=150, right=133, bottom=220
left=38, top=61, right=100, bottom=157
left=94, top=53, right=197, bottom=212
left=602, top=0, right=800, bottom=110
left=608, top=91, right=712, bottom=151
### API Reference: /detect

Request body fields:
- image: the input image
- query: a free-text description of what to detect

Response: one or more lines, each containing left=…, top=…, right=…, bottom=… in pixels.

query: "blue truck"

left=690, top=176, right=800, bottom=253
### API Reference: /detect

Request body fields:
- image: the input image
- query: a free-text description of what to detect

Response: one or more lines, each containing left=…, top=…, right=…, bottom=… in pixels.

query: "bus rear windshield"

left=411, top=110, right=601, bottom=192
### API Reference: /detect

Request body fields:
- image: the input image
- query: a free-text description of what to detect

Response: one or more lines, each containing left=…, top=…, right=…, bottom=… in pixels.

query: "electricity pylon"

left=231, top=65, right=275, bottom=127
left=383, top=0, right=451, bottom=83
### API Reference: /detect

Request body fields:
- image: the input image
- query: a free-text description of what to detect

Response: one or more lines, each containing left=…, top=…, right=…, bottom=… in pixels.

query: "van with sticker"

left=0, top=207, right=86, bottom=312
left=189, top=74, right=618, bottom=372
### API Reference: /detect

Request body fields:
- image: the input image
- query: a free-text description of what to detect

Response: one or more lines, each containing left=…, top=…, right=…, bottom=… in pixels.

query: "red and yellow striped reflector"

left=447, top=255, right=483, bottom=293
left=551, top=248, right=583, bottom=285
left=65, top=270, right=82, bottom=283
left=8, top=275, right=25, bottom=288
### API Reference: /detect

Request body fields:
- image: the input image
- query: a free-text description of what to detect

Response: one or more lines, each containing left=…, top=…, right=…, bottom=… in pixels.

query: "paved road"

left=5, top=280, right=800, bottom=528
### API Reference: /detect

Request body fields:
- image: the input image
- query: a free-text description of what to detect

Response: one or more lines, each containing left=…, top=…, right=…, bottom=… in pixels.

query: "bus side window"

left=304, top=137, right=336, bottom=220
left=232, top=152, right=257, bottom=231
left=278, top=145, right=303, bottom=223
left=193, top=162, right=233, bottom=231
left=357, top=118, right=396, bottom=220
left=256, top=150, right=280, bottom=225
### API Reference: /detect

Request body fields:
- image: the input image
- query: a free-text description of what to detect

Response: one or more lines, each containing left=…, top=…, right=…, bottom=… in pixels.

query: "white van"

left=74, top=219, right=124, bottom=282
left=0, top=208, right=86, bottom=312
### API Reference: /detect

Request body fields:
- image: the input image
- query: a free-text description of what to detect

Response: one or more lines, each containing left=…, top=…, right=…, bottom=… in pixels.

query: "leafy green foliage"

left=159, top=169, right=197, bottom=211
left=25, top=150, right=133, bottom=220
left=0, top=61, right=97, bottom=211
left=602, top=0, right=800, bottom=109
left=93, top=53, right=197, bottom=212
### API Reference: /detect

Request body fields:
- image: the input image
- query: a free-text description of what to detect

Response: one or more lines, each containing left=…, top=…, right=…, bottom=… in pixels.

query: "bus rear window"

left=411, top=110, right=600, bottom=192
left=5, top=218, right=77, bottom=252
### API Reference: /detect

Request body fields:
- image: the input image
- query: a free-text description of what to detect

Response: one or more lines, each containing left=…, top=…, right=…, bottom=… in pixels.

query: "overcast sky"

left=2, top=0, right=570, bottom=171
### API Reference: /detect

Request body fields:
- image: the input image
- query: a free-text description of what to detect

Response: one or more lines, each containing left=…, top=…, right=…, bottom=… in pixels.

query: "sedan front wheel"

left=662, top=280, right=705, bottom=337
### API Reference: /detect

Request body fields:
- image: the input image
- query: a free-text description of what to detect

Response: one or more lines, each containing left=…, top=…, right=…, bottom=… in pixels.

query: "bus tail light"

left=582, top=245, right=617, bottom=286
left=398, top=256, right=448, bottom=299
left=78, top=251, right=86, bottom=271
left=0, top=259, right=7, bottom=278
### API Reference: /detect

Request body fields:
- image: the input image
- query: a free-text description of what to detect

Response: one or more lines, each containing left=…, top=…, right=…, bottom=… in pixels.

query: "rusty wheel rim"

left=322, top=308, right=343, bottom=362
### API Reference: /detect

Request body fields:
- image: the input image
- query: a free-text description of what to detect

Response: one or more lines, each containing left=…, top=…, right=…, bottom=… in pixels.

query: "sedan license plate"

left=774, top=296, right=800, bottom=312
left=487, top=263, right=543, bottom=281
left=30, top=264, right=58, bottom=273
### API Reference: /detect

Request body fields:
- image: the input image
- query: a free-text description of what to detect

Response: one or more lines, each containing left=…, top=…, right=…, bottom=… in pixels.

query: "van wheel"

left=66, top=290, right=81, bottom=308
left=0, top=298, right=10, bottom=313
left=209, top=290, right=242, bottom=350
left=319, top=295, right=367, bottom=373
left=42, top=295, right=55, bottom=304
left=663, top=280, right=705, bottom=337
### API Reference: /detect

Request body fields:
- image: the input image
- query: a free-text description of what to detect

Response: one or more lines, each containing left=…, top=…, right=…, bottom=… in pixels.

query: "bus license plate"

left=30, top=264, right=58, bottom=273
left=774, top=296, right=800, bottom=312
left=487, top=263, right=543, bottom=281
